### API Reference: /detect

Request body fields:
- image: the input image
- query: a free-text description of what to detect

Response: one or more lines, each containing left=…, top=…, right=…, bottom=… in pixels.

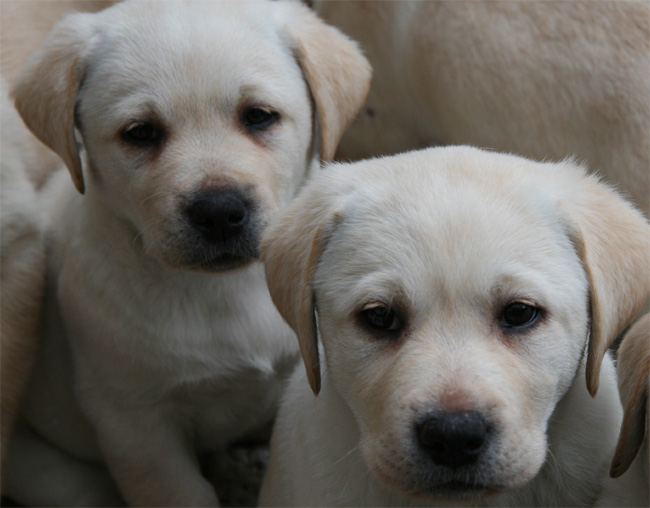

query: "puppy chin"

left=145, top=234, right=260, bottom=273
left=367, top=446, right=532, bottom=506
left=188, top=252, right=257, bottom=273
left=168, top=247, right=259, bottom=273
left=416, top=483, right=505, bottom=505
left=378, top=470, right=506, bottom=506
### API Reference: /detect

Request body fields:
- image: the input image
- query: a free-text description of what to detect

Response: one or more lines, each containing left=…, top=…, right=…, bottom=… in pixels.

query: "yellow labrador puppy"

left=314, top=1, right=650, bottom=214
left=259, top=146, right=649, bottom=507
left=3, top=1, right=370, bottom=506
left=598, top=314, right=650, bottom=507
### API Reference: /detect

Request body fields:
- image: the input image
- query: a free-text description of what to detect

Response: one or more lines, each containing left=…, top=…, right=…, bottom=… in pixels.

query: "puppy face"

left=314, top=157, right=589, bottom=500
left=13, top=0, right=371, bottom=272
left=77, top=2, right=313, bottom=271
left=262, top=146, right=650, bottom=503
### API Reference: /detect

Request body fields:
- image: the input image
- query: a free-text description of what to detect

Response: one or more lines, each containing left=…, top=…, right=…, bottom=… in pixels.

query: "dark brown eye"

left=500, top=302, right=540, bottom=330
left=361, top=305, right=402, bottom=333
left=242, top=107, right=278, bottom=130
left=121, top=122, right=162, bottom=147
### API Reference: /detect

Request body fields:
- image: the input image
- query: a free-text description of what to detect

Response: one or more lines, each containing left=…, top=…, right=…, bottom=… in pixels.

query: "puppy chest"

left=176, top=366, right=285, bottom=449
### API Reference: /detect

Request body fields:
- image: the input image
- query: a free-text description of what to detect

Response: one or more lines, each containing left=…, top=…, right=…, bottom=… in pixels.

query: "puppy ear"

left=282, top=3, right=371, bottom=162
left=11, top=13, right=97, bottom=194
left=610, top=314, right=649, bottom=478
left=261, top=172, right=344, bottom=395
left=561, top=171, right=650, bottom=396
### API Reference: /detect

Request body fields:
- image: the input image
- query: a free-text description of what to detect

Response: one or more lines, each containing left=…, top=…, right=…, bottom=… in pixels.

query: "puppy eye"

left=499, top=302, right=540, bottom=330
left=361, top=305, right=402, bottom=333
left=242, top=107, right=279, bottom=130
left=121, top=122, right=162, bottom=147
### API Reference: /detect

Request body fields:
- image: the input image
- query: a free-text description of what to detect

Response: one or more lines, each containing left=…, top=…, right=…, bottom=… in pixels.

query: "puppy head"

left=12, top=0, right=370, bottom=272
left=262, top=146, right=649, bottom=501
left=610, top=314, right=649, bottom=478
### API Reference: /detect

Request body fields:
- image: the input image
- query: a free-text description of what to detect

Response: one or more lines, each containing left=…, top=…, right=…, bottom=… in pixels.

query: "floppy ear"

left=282, top=3, right=371, bottom=162
left=610, top=314, right=649, bottom=478
left=261, top=172, right=345, bottom=395
left=11, top=12, right=97, bottom=194
left=561, top=172, right=650, bottom=396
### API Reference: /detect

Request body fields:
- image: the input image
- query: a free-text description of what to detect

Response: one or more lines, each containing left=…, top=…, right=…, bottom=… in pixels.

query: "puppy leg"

left=89, top=405, right=219, bottom=507
left=3, top=423, right=124, bottom=507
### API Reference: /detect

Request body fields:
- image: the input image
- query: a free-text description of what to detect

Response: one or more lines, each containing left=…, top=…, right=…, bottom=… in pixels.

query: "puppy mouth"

left=192, top=251, right=256, bottom=272
left=395, top=477, right=505, bottom=505
left=372, top=455, right=501, bottom=504
left=381, top=476, right=501, bottom=506
left=179, top=230, right=262, bottom=272
left=146, top=224, right=261, bottom=273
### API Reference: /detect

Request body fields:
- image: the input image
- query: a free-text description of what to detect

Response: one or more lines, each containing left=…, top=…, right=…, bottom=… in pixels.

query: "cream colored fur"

left=259, top=146, right=649, bottom=507
left=0, top=78, right=45, bottom=467
left=2, top=1, right=370, bottom=506
left=314, top=1, right=650, bottom=215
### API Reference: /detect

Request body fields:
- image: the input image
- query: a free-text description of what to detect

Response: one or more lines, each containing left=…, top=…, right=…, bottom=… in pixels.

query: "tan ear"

left=610, top=314, right=649, bottom=478
left=262, top=212, right=341, bottom=395
left=283, top=3, right=371, bottom=162
left=563, top=174, right=650, bottom=396
left=11, top=12, right=97, bottom=194
left=261, top=172, right=345, bottom=395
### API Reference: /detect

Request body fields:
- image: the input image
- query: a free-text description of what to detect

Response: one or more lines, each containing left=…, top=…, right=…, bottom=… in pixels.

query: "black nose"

left=416, top=411, right=489, bottom=468
left=186, top=190, right=249, bottom=242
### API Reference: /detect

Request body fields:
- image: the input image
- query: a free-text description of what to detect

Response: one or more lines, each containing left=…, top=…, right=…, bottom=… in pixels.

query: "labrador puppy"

left=597, top=314, right=649, bottom=507
left=0, top=78, right=45, bottom=466
left=2, top=1, right=370, bottom=506
left=313, top=1, right=650, bottom=215
left=259, top=146, right=649, bottom=506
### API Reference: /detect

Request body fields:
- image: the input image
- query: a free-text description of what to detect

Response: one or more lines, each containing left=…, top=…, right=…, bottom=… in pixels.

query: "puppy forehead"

left=84, top=1, right=302, bottom=112
left=317, top=148, right=583, bottom=306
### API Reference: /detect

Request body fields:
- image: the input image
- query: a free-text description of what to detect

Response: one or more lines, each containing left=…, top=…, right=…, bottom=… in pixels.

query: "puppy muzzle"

left=180, top=188, right=261, bottom=271
left=380, top=410, right=506, bottom=502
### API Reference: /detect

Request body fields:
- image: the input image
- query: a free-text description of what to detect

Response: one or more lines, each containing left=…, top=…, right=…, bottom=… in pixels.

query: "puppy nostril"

left=417, top=410, right=489, bottom=468
left=465, top=436, right=485, bottom=451
left=227, top=208, right=246, bottom=226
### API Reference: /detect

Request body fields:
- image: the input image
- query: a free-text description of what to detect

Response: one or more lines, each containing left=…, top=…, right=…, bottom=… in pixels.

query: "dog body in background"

left=2, top=1, right=370, bottom=506
left=0, top=0, right=114, bottom=86
left=598, top=314, right=650, bottom=507
left=259, top=147, right=649, bottom=507
left=0, top=78, right=45, bottom=466
left=314, top=1, right=650, bottom=214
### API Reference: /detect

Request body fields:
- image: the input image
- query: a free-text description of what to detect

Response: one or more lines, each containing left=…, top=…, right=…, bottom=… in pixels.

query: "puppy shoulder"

left=262, top=367, right=363, bottom=506
left=540, top=356, right=621, bottom=505
left=595, top=460, right=649, bottom=507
